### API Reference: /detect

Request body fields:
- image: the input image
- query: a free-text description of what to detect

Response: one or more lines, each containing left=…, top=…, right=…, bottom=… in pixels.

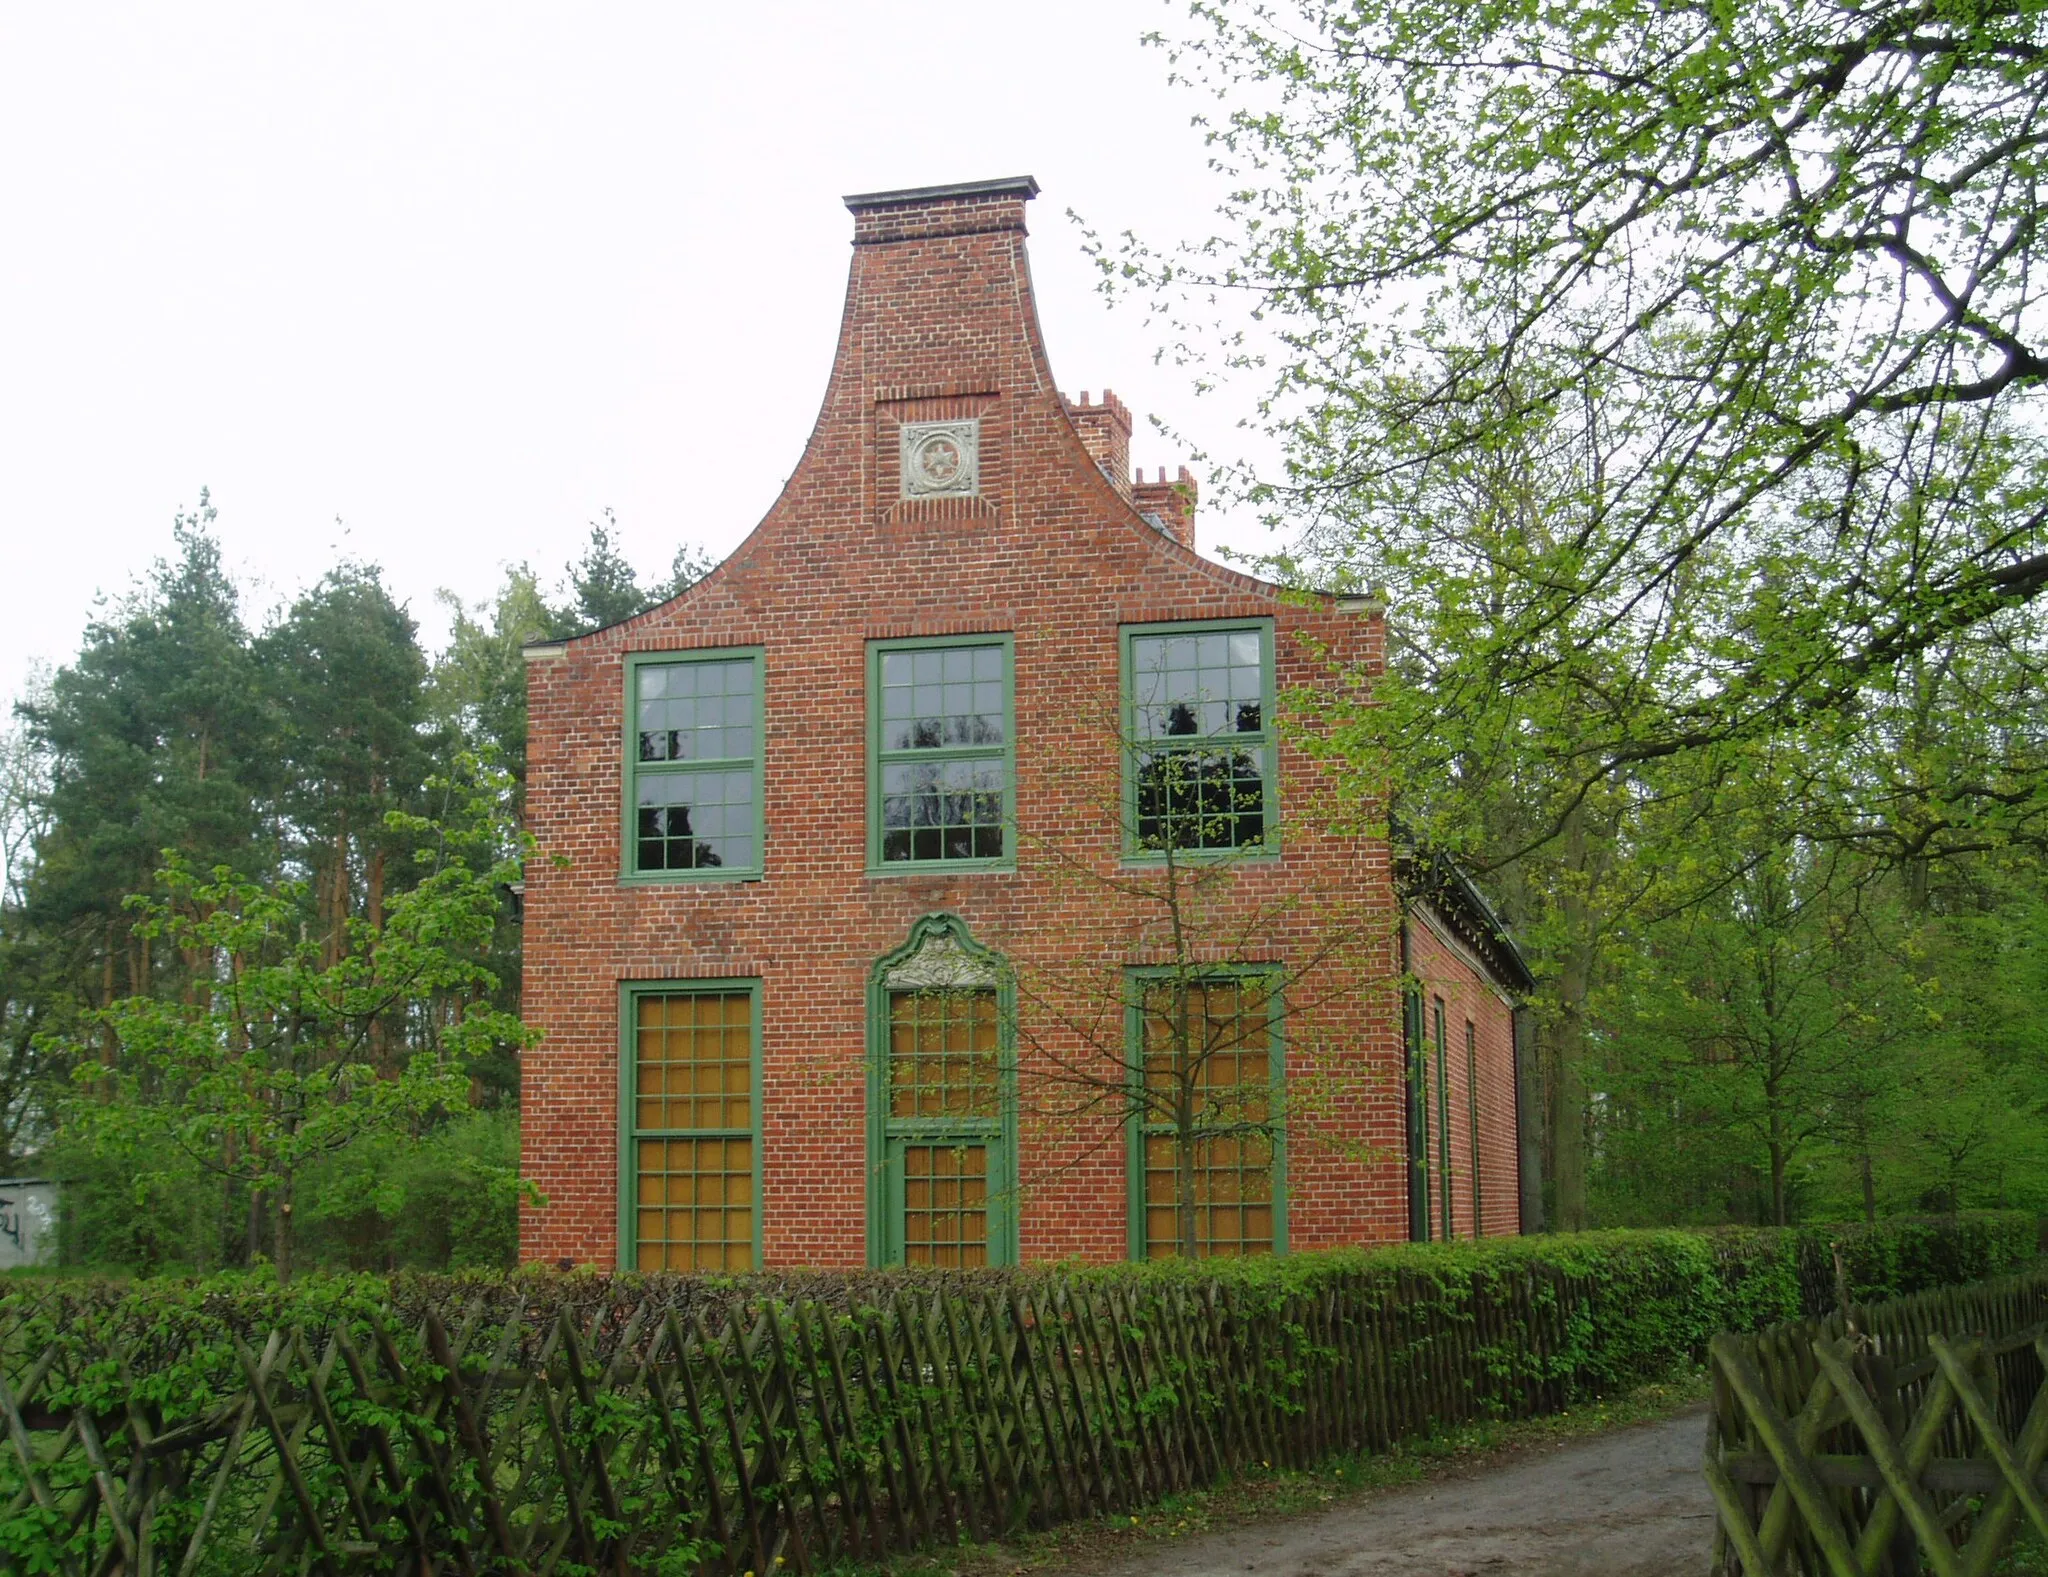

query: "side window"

left=870, top=637, right=1013, bottom=869
left=622, top=984, right=758, bottom=1271
left=1123, top=621, right=1276, bottom=856
left=626, top=651, right=762, bottom=878
left=1405, top=986, right=1431, bottom=1242
left=1466, top=1017, right=1483, bottom=1238
left=1130, top=974, right=1284, bottom=1259
left=1433, top=996, right=1452, bottom=1240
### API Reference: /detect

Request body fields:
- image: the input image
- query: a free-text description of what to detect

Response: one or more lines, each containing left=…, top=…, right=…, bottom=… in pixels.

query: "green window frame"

left=1434, top=996, right=1453, bottom=1241
left=866, top=915, right=1018, bottom=1267
left=1466, top=1017, right=1483, bottom=1238
left=622, top=648, right=765, bottom=882
left=1120, top=619, right=1279, bottom=860
left=618, top=979, right=762, bottom=1272
left=1125, top=968, right=1288, bottom=1260
left=867, top=634, right=1015, bottom=872
left=1405, top=986, right=1430, bottom=1242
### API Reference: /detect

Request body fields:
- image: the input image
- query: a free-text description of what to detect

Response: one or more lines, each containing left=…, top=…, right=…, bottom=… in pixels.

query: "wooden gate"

left=1706, top=1273, right=2048, bottom=1576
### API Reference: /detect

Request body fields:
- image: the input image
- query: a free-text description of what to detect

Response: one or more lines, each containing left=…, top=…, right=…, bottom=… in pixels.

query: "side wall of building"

left=1406, top=911, right=1522, bottom=1238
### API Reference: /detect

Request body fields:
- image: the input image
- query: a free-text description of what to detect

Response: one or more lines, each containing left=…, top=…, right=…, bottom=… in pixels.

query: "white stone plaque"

left=0, top=1178, right=58, bottom=1270
left=900, top=420, right=980, bottom=499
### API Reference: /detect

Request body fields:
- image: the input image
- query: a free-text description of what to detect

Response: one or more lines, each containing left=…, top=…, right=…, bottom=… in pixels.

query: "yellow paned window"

left=1136, top=978, right=1279, bottom=1258
left=629, top=990, right=755, bottom=1272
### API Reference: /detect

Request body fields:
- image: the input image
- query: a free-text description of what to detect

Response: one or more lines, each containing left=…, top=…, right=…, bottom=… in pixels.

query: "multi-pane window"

left=626, top=988, right=756, bottom=1271
left=890, top=987, right=1002, bottom=1122
left=1434, top=996, right=1453, bottom=1241
left=1466, top=1018, right=1483, bottom=1239
left=1133, top=976, right=1281, bottom=1259
left=883, top=987, right=1002, bottom=1267
left=871, top=638, right=1012, bottom=867
left=1405, top=989, right=1431, bottom=1242
left=1125, top=623, right=1275, bottom=854
left=628, top=653, right=760, bottom=876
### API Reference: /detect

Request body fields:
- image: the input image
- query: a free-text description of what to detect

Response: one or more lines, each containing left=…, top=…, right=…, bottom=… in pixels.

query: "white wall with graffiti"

left=0, top=1178, right=58, bottom=1269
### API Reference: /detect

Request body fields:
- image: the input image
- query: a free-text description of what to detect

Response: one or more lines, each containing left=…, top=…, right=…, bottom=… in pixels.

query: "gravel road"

left=1084, top=1405, right=1716, bottom=1577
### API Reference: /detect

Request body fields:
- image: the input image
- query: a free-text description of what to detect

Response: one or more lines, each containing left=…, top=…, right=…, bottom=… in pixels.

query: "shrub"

left=0, top=1212, right=2030, bottom=1576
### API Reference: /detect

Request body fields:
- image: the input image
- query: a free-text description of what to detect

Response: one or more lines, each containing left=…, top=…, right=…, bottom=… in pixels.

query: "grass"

left=836, top=1368, right=1709, bottom=1577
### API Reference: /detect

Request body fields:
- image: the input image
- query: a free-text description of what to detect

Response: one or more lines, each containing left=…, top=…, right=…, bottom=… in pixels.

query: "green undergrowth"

left=0, top=1215, right=2031, bottom=1576
left=846, top=1369, right=1711, bottom=1577
left=6, top=1212, right=2034, bottom=1355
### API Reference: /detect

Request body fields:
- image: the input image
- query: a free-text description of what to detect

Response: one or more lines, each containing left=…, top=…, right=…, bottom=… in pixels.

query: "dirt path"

left=1085, top=1405, right=1716, bottom=1577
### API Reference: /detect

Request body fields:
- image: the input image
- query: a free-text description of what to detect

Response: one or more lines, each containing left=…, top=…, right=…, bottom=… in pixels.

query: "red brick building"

left=519, top=177, right=1532, bottom=1272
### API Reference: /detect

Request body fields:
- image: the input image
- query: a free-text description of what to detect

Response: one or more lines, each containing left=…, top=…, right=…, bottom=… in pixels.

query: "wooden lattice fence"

left=5, top=1226, right=2034, bottom=1576
left=0, top=1263, right=1640, bottom=1576
left=1706, top=1269, right=2048, bottom=1576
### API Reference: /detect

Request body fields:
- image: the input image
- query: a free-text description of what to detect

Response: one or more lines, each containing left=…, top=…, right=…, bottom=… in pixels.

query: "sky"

left=0, top=3, right=1277, bottom=712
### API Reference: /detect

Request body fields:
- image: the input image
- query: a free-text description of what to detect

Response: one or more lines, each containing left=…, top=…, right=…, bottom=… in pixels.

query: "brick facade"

left=519, top=177, right=1525, bottom=1269
left=1406, top=909, right=1524, bottom=1239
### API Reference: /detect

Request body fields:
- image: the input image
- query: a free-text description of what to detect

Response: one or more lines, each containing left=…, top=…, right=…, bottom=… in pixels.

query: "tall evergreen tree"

left=260, top=564, right=441, bottom=966
left=22, top=497, right=270, bottom=1008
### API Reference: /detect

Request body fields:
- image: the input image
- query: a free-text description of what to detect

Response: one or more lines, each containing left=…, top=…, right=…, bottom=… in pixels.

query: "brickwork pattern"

left=520, top=182, right=1515, bottom=1268
left=1408, top=911, right=1522, bottom=1238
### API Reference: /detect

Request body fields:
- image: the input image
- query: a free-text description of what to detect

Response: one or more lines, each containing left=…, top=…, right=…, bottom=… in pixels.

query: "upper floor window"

left=869, top=636, right=1014, bottom=869
left=626, top=650, right=762, bottom=879
left=1122, top=621, right=1276, bottom=856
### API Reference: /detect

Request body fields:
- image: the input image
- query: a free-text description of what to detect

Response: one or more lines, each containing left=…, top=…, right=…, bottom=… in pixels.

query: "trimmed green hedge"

left=2, top=1212, right=2031, bottom=1389
left=0, top=1213, right=2032, bottom=1575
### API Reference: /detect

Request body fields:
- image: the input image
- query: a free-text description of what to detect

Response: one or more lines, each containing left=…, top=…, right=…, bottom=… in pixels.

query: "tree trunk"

left=1173, top=979, right=1199, bottom=1259
left=273, top=1180, right=293, bottom=1285
left=100, top=917, right=119, bottom=1071
left=323, top=815, right=350, bottom=968
left=1176, top=1058, right=1198, bottom=1259
left=221, top=1131, right=241, bottom=1266
left=1860, top=1151, right=1877, bottom=1225
left=367, top=845, right=389, bottom=1068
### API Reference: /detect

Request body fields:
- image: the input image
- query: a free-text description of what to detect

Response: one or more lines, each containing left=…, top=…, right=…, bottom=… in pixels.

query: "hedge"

left=0, top=1213, right=2033, bottom=1574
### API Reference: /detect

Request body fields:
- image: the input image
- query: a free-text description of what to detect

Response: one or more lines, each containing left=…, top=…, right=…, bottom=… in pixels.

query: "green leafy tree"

left=1107, top=10, right=2048, bottom=1221
left=262, top=565, right=444, bottom=972
left=548, top=512, right=721, bottom=633
left=61, top=765, right=536, bottom=1280
left=990, top=695, right=1390, bottom=1260
left=1129, top=0, right=2048, bottom=836
left=556, top=512, right=652, bottom=634
left=22, top=498, right=272, bottom=1009
left=432, top=565, right=554, bottom=800
left=1605, top=834, right=1918, bottom=1226
left=0, top=690, right=56, bottom=1170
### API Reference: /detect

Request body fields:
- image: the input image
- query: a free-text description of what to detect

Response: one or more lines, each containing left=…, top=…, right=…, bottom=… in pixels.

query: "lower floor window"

left=868, top=916, right=1015, bottom=1266
left=1132, top=975, right=1283, bottom=1258
left=895, top=1141, right=990, bottom=1267
left=625, top=984, right=757, bottom=1271
left=880, top=986, right=1004, bottom=1267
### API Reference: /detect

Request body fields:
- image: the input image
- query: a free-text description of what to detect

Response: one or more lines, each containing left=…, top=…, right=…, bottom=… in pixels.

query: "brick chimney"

left=843, top=174, right=1038, bottom=244
left=1065, top=390, right=1133, bottom=502
left=1133, top=466, right=1198, bottom=549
